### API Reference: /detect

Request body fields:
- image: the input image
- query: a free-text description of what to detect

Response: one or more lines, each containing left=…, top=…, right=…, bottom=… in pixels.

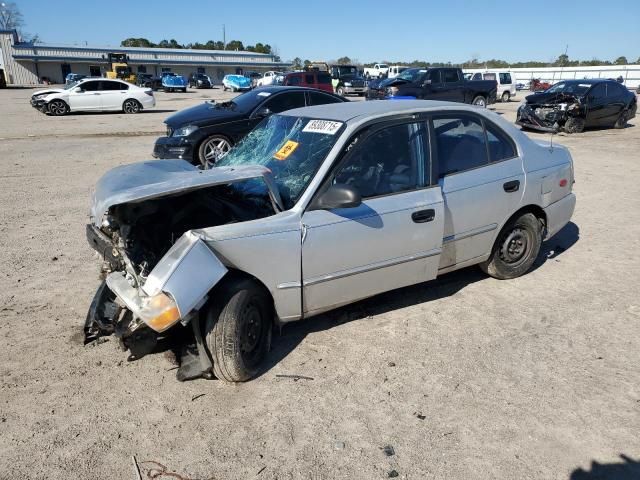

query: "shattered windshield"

left=396, top=68, right=423, bottom=82
left=545, top=82, right=591, bottom=96
left=217, top=114, right=344, bottom=210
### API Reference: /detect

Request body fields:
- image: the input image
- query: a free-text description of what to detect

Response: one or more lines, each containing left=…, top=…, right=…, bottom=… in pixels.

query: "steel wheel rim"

left=474, top=97, right=486, bottom=107
left=203, top=137, right=231, bottom=167
left=50, top=101, right=65, bottom=115
left=499, top=227, right=531, bottom=265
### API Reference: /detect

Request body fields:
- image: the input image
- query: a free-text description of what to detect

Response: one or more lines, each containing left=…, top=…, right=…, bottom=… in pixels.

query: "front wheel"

left=122, top=99, right=141, bottom=114
left=480, top=213, right=543, bottom=280
left=204, top=278, right=272, bottom=383
left=336, top=86, right=345, bottom=96
left=472, top=95, right=487, bottom=107
left=47, top=99, right=68, bottom=116
left=198, top=134, right=233, bottom=168
left=564, top=116, right=585, bottom=134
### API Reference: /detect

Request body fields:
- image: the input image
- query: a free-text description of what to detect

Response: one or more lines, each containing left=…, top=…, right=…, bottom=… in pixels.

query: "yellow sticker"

left=273, top=140, right=299, bottom=161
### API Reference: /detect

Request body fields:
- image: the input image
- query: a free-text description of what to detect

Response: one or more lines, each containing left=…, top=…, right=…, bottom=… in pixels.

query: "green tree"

left=225, top=40, right=244, bottom=51
left=614, top=56, right=628, bottom=65
left=292, top=57, right=303, bottom=70
left=336, top=56, right=352, bottom=65
left=121, top=38, right=155, bottom=48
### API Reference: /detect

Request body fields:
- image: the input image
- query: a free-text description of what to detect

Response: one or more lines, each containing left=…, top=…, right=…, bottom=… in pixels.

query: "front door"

left=301, top=121, right=444, bottom=316
left=432, top=113, right=524, bottom=270
left=68, top=80, right=102, bottom=111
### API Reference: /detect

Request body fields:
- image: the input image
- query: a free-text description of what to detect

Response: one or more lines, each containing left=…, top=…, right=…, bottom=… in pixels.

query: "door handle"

left=411, top=209, right=435, bottom=223
left=503, top=180, right=520, bottom=192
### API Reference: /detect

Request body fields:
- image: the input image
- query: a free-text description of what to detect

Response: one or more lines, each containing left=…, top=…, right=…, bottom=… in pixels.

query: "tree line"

left=120, top=37, right=276, bottom=56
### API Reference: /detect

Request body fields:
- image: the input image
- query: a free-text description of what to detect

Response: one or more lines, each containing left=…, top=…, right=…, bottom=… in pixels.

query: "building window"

left=137, top=65, right=147, bottom=74
left=197, top=67, right=205, bottom=74
left=89, top=65, right=101, bottom=77
left=216, top=68, right=224, bottom=80
left=161, top=67, right=172, bottom=73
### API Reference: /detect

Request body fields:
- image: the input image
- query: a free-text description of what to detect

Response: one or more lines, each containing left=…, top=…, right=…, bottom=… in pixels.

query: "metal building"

left=0, top=30, right=289, bottom=85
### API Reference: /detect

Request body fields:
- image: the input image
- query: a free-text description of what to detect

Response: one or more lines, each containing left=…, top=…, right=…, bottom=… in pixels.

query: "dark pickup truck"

left=367, top=67, right=497, bottom=107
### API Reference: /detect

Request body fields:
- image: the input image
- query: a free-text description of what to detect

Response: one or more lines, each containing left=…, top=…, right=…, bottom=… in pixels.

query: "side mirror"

left=254, top=107, right=271, bottom=118
left=73, top=87, right=83, bottom=93
left=422, top=79, right=432, bottom=87
left=310, top=184, right=362, bottom=210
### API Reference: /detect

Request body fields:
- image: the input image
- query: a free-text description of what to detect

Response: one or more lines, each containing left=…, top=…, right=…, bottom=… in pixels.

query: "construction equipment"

left=106, top=53, right=136, bottom=84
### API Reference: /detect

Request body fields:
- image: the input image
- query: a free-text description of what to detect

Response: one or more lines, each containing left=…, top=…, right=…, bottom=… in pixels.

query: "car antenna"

left=549, top=130, right=555, bottom=152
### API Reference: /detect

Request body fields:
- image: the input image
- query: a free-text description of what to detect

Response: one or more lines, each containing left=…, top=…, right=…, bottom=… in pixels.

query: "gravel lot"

left=1, top=87, right=639, bottom=480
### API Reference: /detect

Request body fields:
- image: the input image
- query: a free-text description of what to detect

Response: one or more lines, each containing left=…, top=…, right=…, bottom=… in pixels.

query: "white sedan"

left=30, top=78, right=156, bottom=116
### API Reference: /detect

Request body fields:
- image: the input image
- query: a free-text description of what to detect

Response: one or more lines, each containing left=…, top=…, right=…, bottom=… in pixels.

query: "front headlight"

left=138, top=292, right=180, bottom=332
left=172, top=125, right=199, bottom=137
left=344, top=82, right=352, bottom=87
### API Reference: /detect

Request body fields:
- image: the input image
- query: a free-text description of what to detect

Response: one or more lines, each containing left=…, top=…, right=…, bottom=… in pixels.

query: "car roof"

left=252, top=85, right=340, bottom=95
left=280, top=99, right=468, bottom=123
left=557, top=79, right=607, bottom=85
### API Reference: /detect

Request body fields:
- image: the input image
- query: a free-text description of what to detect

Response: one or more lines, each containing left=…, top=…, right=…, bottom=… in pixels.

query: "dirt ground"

left=0, top=87, right=639, bottom=480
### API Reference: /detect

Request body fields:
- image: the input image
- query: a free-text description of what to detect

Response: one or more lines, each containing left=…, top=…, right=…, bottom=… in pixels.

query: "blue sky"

left=18, top=0, right=640, bottom=63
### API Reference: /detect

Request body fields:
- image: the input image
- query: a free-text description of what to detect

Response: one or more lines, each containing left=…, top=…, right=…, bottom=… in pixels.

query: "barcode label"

left=302, top=120, right=343, bottom=135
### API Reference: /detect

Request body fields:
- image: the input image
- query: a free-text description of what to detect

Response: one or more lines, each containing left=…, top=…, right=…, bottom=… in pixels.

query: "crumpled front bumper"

left=516, top=104, right=561, bottom=133
left=153, top=135, right=196, bottom=162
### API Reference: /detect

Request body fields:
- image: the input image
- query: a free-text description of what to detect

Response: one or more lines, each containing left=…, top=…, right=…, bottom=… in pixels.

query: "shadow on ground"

left=258, top=221, right=579, bottom=379
left=570, top=454, right=640, bottom=480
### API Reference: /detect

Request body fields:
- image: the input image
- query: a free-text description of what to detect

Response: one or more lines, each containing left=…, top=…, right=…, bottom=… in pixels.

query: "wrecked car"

left=85, top=100, right=576, bottom=383
left=516, top=79, right=637, bottom=133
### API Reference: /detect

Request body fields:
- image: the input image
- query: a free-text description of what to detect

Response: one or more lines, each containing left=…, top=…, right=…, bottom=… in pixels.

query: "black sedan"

left=516, top=79, right=637, bottom=133
left=189, top=73, right=212, bottom=89
left=153, top=86, right=347, bottom=167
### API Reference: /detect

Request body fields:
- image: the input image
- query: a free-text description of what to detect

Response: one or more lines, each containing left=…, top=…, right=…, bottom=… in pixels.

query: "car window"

left=80, top=81, right=100, bottom=92
left=287, top=75, right=302, bottom=86
left=317, top=73, right=332, bottom=85
left=100, top=81, right=126, bottom=91
left=427, top=70, right=440, bottom=83
left=442, top=69, right=460, bottom=83
left=483, top=73, right=496, bottom=81
left=305, top=74, right=315, bottom=84
left=589, top=83, right=606, bottom=100
left=471, top=73, right=482, bottom=81
left=308, top=91, right=343, bottom=106
left=499, top=73, right=512, bottom=84
left=485, top=122, right=516, bottom=162
left=433, top=115, right=488, bottom=177
left=332, top=123, right=428, bottom=199
left=263, top=92, right=306, bottom=113
left=606, top=82, right=624, bottom=97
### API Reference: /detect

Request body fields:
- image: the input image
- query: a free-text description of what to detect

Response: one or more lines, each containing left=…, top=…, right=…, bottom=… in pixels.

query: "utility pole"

left=223, top=24, right=226, bottom=49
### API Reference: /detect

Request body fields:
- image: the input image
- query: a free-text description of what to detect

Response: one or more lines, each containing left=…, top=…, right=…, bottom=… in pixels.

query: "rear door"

left=431, top=113, right=524, bottom=270
left=301, top=120, right=444, bottom=316
left=68, top=80, right=101, bottom=111
left=585, top=83, right=608, bottom=126
left=602, top=82, right=627, bottom=124
left=440, top=69, right=465, bottom=102
left=99, top=80, right=128, bottom=110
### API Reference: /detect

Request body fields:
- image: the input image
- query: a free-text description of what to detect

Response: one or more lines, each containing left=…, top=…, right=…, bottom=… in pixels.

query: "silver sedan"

left=85, top=100, right=576, bottom=383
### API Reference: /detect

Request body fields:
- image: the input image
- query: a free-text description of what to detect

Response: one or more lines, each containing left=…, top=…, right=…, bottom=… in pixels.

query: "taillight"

left=559, top=179, right=568, bottom=187
left=144, top=90, right=153, bottom=96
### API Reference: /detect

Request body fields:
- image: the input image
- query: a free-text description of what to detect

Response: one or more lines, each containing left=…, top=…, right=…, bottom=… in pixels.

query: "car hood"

left=164, top=101, right=246, bottom=128
left=225, top=76, right=251, bottom=87
left=90, top=160, right=283, bottom=226
left=32, top=88, right=64, bottom=97
left=369, top=77, right=401, bottom=90
left=525, top=91, right=581, bottom=105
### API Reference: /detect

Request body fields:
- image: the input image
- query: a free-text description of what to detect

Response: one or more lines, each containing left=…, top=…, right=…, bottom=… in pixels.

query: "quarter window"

left=308, top=91, right=343, bottom=106
left=499, top=73, right=512, bottom=84
left=485, top=122, right=516, bottom=162
left=332, top=123, right=428, bottom=199
left=433, top=115, right=488, bottom=176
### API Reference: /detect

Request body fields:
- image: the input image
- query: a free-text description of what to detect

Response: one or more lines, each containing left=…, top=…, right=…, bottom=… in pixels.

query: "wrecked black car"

left=516, top=79, right=637, bottom=133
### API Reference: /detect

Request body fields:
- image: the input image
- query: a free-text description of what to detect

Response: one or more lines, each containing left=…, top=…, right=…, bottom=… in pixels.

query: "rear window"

left=499, top=73, right=512, bottom=84
left=317, top=73, right=332, bottom=84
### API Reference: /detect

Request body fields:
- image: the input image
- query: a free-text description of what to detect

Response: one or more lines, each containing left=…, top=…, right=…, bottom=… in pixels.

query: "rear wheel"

left=48, top=99, right=68, bottom=116
left=122, top=99, right=141, bottom=114
left=198, top=134, right=233, bottom=168
left=501, top=91, right=510, bottom=102
left=614, top=110, right=629, bottom=129
left=472, top=95, right=487, bottom=107
left=564, top=116, right=585, bottom=133
left=204, top=278, right=272, bottom=383
left=480, top=213, right=543, bottom=280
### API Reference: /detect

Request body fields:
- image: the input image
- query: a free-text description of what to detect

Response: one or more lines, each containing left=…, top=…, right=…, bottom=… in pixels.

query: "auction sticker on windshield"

left=274, top=140, right=299, bottom=160
left=303, top=120, right=343, bottom=135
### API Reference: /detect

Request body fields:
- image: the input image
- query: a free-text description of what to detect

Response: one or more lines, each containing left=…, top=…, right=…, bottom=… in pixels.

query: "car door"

left=301, top=120, right=444, bottom=316
left=68, top=80, right=102, bottom=111
left=602, top=82, right=627, bottom=124
left=433, top=69, right=464, bottom=102
left=432, top=113, right=524, bottom=270
left=99, top=80, right=128, bottom=110
left=584, top=83, right=608, bottom=126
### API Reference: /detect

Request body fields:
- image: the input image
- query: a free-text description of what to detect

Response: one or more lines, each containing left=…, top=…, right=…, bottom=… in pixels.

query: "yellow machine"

left=106, top=53, right=136, bottom=83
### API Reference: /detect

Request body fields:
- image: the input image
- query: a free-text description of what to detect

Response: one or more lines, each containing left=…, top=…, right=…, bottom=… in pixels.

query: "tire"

left=472, top=95, right=487, bottom=107
left=336, top=86, right=345, bottom=96
left=223, top=85, right=227, bottom=91
left=47, top=99, right=68, bottom=116
left=501, top=91, right=510, bottom=102
left=204, top=278, right=272, bottom=383
left=182, top=88, right=187, bottom=93
left=480, top=213, right=543, bottom=280
left=122, top=99, right=141, bottom=114
left=614, top=110, right=629, bottom=129
left=198, top=134, right=233, bottom=168
left=564, top=116, right=585, bottom=134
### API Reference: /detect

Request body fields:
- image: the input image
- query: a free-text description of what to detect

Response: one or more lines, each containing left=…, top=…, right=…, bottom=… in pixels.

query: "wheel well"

left=210, top=269, right=275, bottom=315
left=506, top=204, right=547, bottom=231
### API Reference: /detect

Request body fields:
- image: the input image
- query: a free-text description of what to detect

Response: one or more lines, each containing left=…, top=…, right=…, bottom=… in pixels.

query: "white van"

left=387, top=65, right=408, bottom=79
left=469, top=71, right=516, bottom=102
